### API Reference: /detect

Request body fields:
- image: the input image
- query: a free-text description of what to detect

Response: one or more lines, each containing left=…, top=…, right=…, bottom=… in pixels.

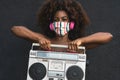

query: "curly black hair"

left=37, top=0, right=90, bottom=40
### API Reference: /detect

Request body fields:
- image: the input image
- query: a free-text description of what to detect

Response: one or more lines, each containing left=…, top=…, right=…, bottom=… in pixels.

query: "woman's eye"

left=54, top=17, right=69, bottom=22
left=54, top=18, right=59, bottom=21
left=62, top=19, right=68, bottom=21
left=62, top=17, right=69, bottom=21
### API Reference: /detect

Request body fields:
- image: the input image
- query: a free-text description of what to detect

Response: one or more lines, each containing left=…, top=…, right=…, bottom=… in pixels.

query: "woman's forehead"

left=54, top=10, right=68, bottom=17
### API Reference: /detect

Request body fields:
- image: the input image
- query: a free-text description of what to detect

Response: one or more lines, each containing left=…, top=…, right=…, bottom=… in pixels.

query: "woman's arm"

left=81, top=32, right=113, bottom=49
left=11, top=26, right=51, bottom=50
left=11, top=26, right=45, bottom=42
left=68, top=32, right=113, bottom=50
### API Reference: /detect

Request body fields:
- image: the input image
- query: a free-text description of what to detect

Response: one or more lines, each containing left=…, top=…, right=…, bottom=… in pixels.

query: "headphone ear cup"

left=49, top=23, right=54, bottom=30
left=70, top=22, right=75, bottom=30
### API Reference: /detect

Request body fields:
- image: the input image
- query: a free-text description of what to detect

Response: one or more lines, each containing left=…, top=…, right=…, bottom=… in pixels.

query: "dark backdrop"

left=0, top=0, right=120, bottom=80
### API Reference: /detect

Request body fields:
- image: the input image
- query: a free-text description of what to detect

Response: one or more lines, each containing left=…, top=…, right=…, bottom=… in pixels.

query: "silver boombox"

left=27, top=43, right=86, bottom=80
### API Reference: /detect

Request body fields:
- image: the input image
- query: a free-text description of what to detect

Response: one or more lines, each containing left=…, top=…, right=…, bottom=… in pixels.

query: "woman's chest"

left=51, top=40, right=70, bottom=45
left=50, top=40, right=70, bottom=51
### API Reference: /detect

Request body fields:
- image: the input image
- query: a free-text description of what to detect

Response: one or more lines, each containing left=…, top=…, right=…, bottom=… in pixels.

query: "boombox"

left=27, top=43, right=86, bottom=80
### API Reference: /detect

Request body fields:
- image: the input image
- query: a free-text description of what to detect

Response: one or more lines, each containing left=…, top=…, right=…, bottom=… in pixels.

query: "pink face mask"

left=49, top=21, right=74, bottom=36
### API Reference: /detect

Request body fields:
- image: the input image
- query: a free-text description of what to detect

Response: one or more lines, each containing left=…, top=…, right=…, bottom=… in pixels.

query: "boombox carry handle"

left=31, top=43, right=86, bottom=54
left=32, top=43, right=85, bottom=49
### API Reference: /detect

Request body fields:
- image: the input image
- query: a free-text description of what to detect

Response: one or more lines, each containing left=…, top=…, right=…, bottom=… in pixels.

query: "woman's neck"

left=51, top=34, right=70, bottom=44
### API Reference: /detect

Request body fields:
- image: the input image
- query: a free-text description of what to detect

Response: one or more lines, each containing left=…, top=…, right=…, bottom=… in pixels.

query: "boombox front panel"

left=27, top=43, right=86, bottom=80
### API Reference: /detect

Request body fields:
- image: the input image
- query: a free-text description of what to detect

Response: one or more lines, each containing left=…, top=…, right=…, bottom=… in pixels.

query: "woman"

left=11, top=0, right=113, bottom=51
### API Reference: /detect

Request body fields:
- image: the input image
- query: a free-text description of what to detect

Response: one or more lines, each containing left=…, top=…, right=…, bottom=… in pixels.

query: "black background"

left=0, top=0, right=120, bottom=80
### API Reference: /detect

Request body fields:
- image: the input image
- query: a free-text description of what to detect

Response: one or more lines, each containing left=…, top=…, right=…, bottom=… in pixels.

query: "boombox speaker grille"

left=29, top=63, right=46, bottom=80
left=66, top=65, right=84, bottom=80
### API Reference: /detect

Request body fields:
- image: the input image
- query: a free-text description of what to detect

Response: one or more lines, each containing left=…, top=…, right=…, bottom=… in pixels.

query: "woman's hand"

left=68, top=39, right=82, bottom=52
left=38, top=37, right=51, bottom=50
